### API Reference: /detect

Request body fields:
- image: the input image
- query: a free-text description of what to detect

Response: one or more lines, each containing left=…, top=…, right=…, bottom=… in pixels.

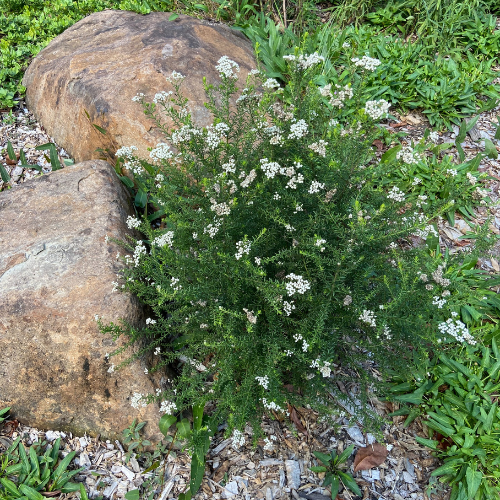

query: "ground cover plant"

left=388, top=339, right=500, bottom=499
left=0, top=409, right=84, bottom=500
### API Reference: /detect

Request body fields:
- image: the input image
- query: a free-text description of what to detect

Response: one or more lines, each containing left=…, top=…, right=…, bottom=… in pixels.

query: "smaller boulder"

left=0, top=161, right=162, bottom=441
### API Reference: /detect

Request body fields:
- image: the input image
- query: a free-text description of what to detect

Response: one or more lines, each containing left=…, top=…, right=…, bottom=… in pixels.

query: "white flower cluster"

left=204, top=220, right=222, bottom=238
left=308, top=140, right=328, bottom=157
left=396, top=146, right=421, bottom=164
left=222, top=157, right=236, bottom=174
left=124, top=160, right=143, bottom=176
left=116, top=146, right=138, bottom=159
left=466, top=172, right=476, bottom=185
left=160, top=400, right=177, bottom=415
left=364, top=99, right=390, bottom=120
left=210, top=198, right=231, bottom=216
left=310, top=359, right=332, bottom=377
left=256, top=375, right=269, bottom=389
left=359, top=309, right=376, bottom=327
left=166, top=71, right=185, bottom=83
left=283, top=52, right=325, bottom=69
left=432, top=265, right=451, bottom=287
left=260, top=158, right=283, bottom=179
left=320, top=83, right=354, bottom=108
left=473, top=186, right=488, bottom=200
left=414, top=224, right=438, bottom=239
left=235, top=240, right=251, bottom=260
left=232, top=429, right=246, bottom=448
left=308, top=180, right=325, bottom=194
left=293, top=333, right=309, bottom=352
left=133, top=241, right=147, bottom=267
left=262, top=399, right=284, bottom=412
left=243, top=308, right=257, bottom=324
left=170, top=276, right=182, bottom=291
left=288, top=119, right=308, bottom=139
left=150, top=143, right=174, bottom=162
left=285, top=274, right=311, bottom=296
left=283, top=300, right=295, bottom=316
left=438, top=318, right=476, bottom=345
left=146, top=318, right=156, bottom=325
left=216, top=56, right=240, bottom=79
left=205, top=122, right=229, bottom=149
left=263, top=78, right=280, bottom=89
left=351, top=55, right=381, bottom=71
left=432, top=296, right=447, bottom=308
left=428, top=131, right=440, bottom=143
left=172, top=125, right=201, bottom=144
left=387, top=186, right=405, bottom=202
left=131, top=392, right=147, bottom=409
left=132, top=92, right=145, bottom=102
left=315, top=238, right=326, bottom=251
left=152, top=230, right=174, bottom=248
left=446, top=169, right=458, bottom=177
left=240, top=169, right=257, bottom=188
left=126, top=216, right=141, bottom=229
left=153, top=91, right=173, bottom=104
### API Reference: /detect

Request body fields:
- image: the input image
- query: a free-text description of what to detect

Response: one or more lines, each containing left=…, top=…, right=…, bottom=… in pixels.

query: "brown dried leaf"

left=372, top=139, right=384, bottom=151
left=287, top=404, right=308, bottom=436
left=353, top=443, right=388, bottom=472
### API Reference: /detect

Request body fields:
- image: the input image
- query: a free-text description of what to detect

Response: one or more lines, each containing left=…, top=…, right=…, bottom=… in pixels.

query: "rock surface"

left=22, top=10, right=256, bottom=162
left=0, top=161, right=161, bottom=440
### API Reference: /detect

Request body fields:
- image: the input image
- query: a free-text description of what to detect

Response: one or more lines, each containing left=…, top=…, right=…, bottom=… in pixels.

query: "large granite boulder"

left=0, top=161, right=161, bottom=441
left=22, top=10, right=256, bottom=162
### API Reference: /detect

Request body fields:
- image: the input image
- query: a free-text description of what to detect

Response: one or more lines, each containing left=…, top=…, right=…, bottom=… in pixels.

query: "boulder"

left=22, top=10, right=256, bottom=162
left=0, top=161, right=162, bottom=441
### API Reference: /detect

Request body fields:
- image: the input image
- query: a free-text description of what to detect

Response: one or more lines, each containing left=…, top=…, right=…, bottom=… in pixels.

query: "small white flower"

left=235, top=240, right=251, bottom=260
left=308, top=140, right=328, bottom=156
left=288, top=119, right=308, bottom=140
left=131, top=392, right=147, bottom=409
left=359, top=309, right=376, bottom=327
left=263, top=78, right=280, bottom=89
left=387, top=186, right=405, bottom=202
left=256, top=375, right=269, bottom=389
left=146, top=318, right=157, bottom=325
left=351, top=55, right=381, bottom=71
left=308, top=180, right=325, bottom=194
left=232, top=429, right=246, bottom=448
left=364, top=99, right=390, bottom=120
left=285, top=274, right=311, bottom=296
left=216, top=56, right=240, bottom=79
left=160, top=400, right=177, bottom=414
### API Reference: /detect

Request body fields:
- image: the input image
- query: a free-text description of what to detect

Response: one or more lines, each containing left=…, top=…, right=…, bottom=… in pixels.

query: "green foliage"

left=242, top=19, right=500, bottom=129
left=311, top=445, right=361, bottom=498
left=0, top=430, right=83, bottom=499
left=388, top=339, right=500, bottom=499
left=372, top=123, right=491, bottom=226
left=99, top=53, right=490, bottom=437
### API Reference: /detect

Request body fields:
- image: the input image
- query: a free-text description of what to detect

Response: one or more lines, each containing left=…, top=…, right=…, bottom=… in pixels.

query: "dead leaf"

left=287, top=404, right=308, bottom=436
left=389, top=121, right=408, bottom=128
left=491, top=258, right=500, bottom=272
left=353, top=443, right=388, bottom=472
left=372, top=139, right=384, bottom=151
left=213, top=461, right=230, bottom=483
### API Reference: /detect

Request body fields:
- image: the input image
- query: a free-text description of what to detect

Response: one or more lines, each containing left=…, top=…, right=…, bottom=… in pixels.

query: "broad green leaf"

left=431, top=461, right=462, bottom=477
left=337, top=471, right=361, bottom=496
left=0, top=163, right=11, bottom=183
left=337, top=443, right=355, bottom=464
left=189, top=454, right=205, bottom=495
left=125, top=490, right=140, bottom=500
left=193, top=403, right=204, bottom=431
left=310, top=466, right=327, bottom=473
left=143, top=461, right=161, bottom=473
left=19, top=485, right=44, bottom=500
left=381, top=145, right=401, bottom=163
left=0, top=478, right=20, bottom=495
left=7, top=140, right=16, bottom=160
left=169, top=13, right=179, bottom=21
left=80, top=483, right=89, bottom=500
left=176, top=418, right=191, bottom=439
left=159, top=414, right=177, bottom=436
left=313, top=451, right=332, bottom=466
left=119, top=175, right=134, bottom=189
left=92, top=124, right=107, bottom=135
left=466, top=467, right=482, bottom=499
left=135, top=189, right=147, bottom=208
left=484, top=138, right=498, bottom=159
left=414, top=437, right=439, bottom=450
left=330, top=476, right=340, bottom=499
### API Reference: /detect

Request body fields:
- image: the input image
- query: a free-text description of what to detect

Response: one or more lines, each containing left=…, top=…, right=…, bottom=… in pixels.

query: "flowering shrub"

left=101, top=52, right=488, bottom=433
